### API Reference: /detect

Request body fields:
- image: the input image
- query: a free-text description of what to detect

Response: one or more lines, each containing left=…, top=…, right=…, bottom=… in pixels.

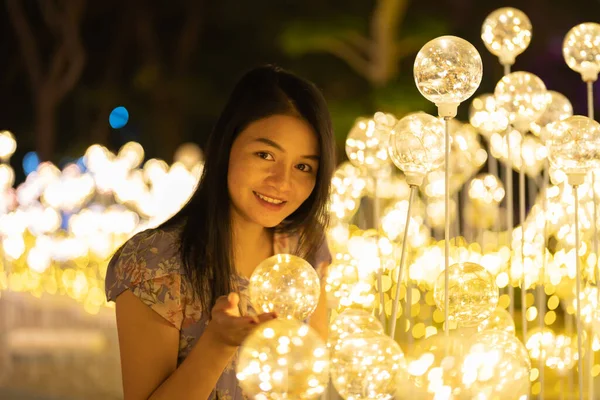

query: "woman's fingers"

left=211, top=295, right=279, bottom=344
left=212, top=293, right=242, bottom=317
left=227, top=292, right=240, bottom=308
left=257, top=312, right=278, bottom=323
left=212, top=295, right=231, bottom=312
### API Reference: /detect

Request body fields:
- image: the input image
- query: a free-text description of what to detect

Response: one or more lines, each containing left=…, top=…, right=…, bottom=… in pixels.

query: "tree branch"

left=51, top=0, right=87, bottom=100
left=5, top=0, right=43, bottom=90
left=133, top=0, right=160, bottom=67
left=39, top=0, right=62, bottom=34
left=344, top=31, right=373, bottom=56
left=370, top=0, right=410, bottom=85
left=57, top=0, right=86, bottom=98
left=175, top=0, right=203, bottom=74
left=47, top=45, right=68, bottom=85
left=90, top=9, right=130, bottom=144
left=323, top=37, right=372, bottom=80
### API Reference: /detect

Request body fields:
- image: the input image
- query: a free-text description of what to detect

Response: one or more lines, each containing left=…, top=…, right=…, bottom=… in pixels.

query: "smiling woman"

left=228, top=115, right=320, bottom=232
left=104, top=65, right=335, bottom=400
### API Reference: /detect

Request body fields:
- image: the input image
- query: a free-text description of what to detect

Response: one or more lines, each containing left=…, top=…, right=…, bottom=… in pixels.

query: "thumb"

left=226, top=292, right=240, bottom=309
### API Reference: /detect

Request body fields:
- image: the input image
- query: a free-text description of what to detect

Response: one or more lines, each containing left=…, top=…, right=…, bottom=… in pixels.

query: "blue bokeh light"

left=76, top=156, right=87, bottom=172
left=109, top=106, right=129, bottom=129
left=23, top=151, right=40, bottom=175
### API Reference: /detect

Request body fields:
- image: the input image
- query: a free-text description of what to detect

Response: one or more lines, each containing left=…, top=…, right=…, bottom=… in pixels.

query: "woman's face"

left=228, top=114, right=320, bottom=229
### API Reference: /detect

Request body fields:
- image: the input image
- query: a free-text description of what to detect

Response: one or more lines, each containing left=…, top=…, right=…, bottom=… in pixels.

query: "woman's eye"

left=257, top=152, right=273, bottom=160
left=296, top=163, right=313, bottom=172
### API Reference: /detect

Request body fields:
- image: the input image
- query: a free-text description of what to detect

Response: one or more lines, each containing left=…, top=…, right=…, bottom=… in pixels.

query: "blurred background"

left=1, top=0, right=599, bottom=173
left=1, top=0, right=599, bottom=399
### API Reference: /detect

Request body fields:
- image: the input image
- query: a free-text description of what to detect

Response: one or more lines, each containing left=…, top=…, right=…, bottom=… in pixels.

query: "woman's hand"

left=206, top=293, right=277, bottom=347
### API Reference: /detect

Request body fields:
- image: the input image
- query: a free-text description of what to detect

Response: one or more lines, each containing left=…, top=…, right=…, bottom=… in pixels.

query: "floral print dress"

left=105, top=224, right=331, bottom=400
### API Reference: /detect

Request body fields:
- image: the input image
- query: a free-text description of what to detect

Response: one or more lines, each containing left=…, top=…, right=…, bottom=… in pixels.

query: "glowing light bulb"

left=465, top=174, right=505, bottom=229
left=325, top=256, right=361, bottom=308
left=329, top=308, right=384, bottom=350
left=174, top=142, right=204, bottom=170
left=118, top=141, right=145, bottom=170
left=388, top=112, right=445, bottom=185
left=331, top=331, right=405, bottom=400
left=434, top=262, right=499, bottom=327
left=468, top=173, right=505, bottom=207
left=468, top=94, right=509, bottom=138
left=345, top=117, right=391, bottom=171
left=545, top=115, right=600, bottom=182
left=477, top=306, right=516, bottom=335
left=406, top=333, right=469, bottom=398
left=0, top=164, right=15, bottom=190
left=531, top=91, right=573, bottom=137
left=494, top=71, right=548, bottom=132
left=0, top=130, right=17, bottom=160
left=563, top=22, right=600, bottom=82
left=236, top=319, right=329, bottom=399
left=481, top=7, right=532, bottom=66
left=414, top=36, right=483, bottom=117
left=249, top=254, right=321, bottom=321
left=328, top=162, right=365, bottom=223
left=463, top=330, right=531, bottom=398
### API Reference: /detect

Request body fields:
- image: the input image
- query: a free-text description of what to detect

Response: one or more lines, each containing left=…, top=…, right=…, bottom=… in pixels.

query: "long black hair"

left=162, top=65, right=335, bottom=312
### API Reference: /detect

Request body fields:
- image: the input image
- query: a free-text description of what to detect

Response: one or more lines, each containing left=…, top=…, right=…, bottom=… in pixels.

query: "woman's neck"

left=231, top=219, right=273, bottom=278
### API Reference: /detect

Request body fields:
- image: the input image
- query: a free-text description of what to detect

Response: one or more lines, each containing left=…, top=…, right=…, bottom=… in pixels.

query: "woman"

left=105, top=65, right=335, bottom=400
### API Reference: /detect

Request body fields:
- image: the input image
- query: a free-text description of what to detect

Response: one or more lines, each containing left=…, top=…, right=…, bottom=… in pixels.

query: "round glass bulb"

left=468, top=94, right=509, bottom=138
left=174, top=142, right=204, bottom=169
left=545, top=115, right=600, bottom=177
left=405, top=333, right=469, bottom=398
left=0, top=130, right=17, bottom=160
left=325, top=256, right=361, bottom=308
left=563, top=22, right=600, bottom=82
left=448, top=120, right=488, bottom=184
left=463, top=330, right=531, bottom=399
left=494, top=71, right=548, bottom=132
left=465, top=174, right=504, bottom=230
left=249, top=254, right=321, bottom=321
left=236, top=318, right=329, bottom=399
left=468, top=173, right=505, bottom=207
left=0, top=164, right=15, bottom=190
left=332, top=161, right=367, bottom=199
left=329, top=162, right=367, bottom=222
left=434, top=262, right=499, bottom=327
left=414, top=35, right=483, bottom=116
left=329, top=308, right=384, bottom=350
left=374, top=111, right=398, bottom=133
left=388, top=112, right=445, bottom=185
left=327, top=190, right=360, bottom=223
left=345, top=117, right=391, bottom=171
left=481, top=7, right=532, bottom=66
left=525, top=327, right=555, bottom=364
left=331, top=331, right=405, bottom=400
left=477, top=306, right=516, bottom=335
left=530, top=90, right=573, bottom=137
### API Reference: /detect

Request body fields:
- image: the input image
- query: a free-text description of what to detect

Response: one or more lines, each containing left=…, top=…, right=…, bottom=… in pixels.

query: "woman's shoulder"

left=105, top=224, right=185, bottom=302
left=118, top=224, right=182, bottom=261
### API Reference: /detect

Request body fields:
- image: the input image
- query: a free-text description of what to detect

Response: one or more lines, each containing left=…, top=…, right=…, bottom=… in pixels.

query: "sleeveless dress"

left=104, top=224, right=331, bottom=399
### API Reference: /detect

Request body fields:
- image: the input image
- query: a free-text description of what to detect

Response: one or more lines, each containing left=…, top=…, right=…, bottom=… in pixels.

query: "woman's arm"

left=116, top=291, right=275, bottom=400
left=116, top=290, right=236, bottom=400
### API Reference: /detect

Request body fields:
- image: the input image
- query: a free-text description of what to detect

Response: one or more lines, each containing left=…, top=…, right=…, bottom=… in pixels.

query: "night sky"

left=1, top=0, right=599, bottom=184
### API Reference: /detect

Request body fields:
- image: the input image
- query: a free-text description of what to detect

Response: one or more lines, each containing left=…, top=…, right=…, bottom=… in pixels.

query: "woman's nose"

left=267, top=164, right=292, bottom=193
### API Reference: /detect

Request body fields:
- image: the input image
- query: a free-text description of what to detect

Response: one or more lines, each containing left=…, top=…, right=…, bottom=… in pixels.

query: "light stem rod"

left=444, top=117, right=451, bottom=335
left=389, top=185, right=417, bottom=338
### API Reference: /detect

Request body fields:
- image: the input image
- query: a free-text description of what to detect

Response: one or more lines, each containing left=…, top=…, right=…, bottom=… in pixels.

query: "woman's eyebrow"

left=252, top=137, right=320, bottom=160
